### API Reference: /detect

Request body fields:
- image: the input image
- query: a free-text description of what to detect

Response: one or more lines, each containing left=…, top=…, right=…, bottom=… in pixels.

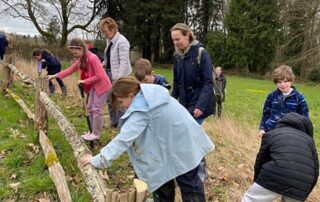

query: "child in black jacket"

left=33, top=49, right=67, bottom=96
left=242, top=112, right=319, bottom=202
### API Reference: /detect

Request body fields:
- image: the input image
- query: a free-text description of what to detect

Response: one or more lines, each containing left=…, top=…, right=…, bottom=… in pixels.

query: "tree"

left=224, top=0, right=281, bottom=74
left=0, top=0, right=103, bottom=47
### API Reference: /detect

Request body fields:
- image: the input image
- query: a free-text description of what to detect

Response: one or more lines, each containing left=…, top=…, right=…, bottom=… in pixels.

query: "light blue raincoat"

left=91, top=84, right=215, bottom=192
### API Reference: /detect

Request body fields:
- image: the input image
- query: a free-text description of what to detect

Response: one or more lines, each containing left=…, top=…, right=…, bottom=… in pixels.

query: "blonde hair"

left=133, top=58, right=153, bottom=81
left=109, top=76, right=141, bottom=109
left=99, top=17, right=118, bottom=32
left=272, top=65, right=295, bottom=83
left=170, top=23, right=195, bottom=43
left=69, top=38, right=87, bottom=69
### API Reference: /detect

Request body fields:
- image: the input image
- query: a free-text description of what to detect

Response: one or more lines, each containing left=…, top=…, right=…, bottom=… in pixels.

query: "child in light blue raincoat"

left=80, top=76, right=215, bottom=201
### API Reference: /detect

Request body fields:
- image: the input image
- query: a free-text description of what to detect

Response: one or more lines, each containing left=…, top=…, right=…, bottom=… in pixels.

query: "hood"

left=120, top=84, right=170, bottom=120
left=175, top=40, right=203, bottom=56
left=276, top=112, right=313, bottom=137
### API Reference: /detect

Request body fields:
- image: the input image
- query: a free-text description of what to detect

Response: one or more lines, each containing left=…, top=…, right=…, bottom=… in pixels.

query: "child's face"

left=215, top=68, right=222, bottom=76
left=117, top=93, right=135, bottom=109
left=141, top=75, right=154, bottom=84
left=69, top=47, right=84, bottom=58
left=34, top=55, right=41, bottom=61
left=276, top=80, right=292, bottom=93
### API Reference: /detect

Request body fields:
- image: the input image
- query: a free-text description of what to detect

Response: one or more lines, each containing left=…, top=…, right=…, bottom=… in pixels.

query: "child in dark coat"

left=243, top=112, right=319, bottom=202
left=33, top=49, right=67, bottom=96
left=213, top=66, right=226, bottom=117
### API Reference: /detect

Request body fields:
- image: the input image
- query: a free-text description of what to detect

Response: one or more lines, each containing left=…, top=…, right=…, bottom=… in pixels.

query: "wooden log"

left=134, top=179, right=148, bottom=202
left=39, top=91, right=112, bottom=201
left=35, top=77, right=48, bottom=132
left=7, top=63, right=35, bottom=86
left=39, top=130, right=72, bottom=202
left=4, top=88, right=35, bottom=120
left=5, top=86, right=72, bottom=202
left=1, top=56, right=13, bottom=93
left=119, top=188, right=136, bottom=202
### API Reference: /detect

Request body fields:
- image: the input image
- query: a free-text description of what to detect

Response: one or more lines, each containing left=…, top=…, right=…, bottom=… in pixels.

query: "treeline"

left=95, top=0, right=320, bottom=81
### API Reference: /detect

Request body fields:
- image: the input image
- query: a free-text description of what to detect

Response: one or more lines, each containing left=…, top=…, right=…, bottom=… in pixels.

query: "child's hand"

left=193, top=108, right=203, bottom=118
left=258, top=130, right=265, bottom=138
left=80, top=154, right=93, bottom=168
left=47, top=74, right=57, bottom=80
left=78, top=80, right=85, bottom=84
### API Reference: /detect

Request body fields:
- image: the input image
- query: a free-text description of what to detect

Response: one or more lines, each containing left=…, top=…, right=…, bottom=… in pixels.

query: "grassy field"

left=1, top=61, right=320, bottom=201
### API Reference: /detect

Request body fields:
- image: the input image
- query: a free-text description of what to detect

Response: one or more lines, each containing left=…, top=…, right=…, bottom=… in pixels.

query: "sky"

left=0, top=16, right=39, bottom=36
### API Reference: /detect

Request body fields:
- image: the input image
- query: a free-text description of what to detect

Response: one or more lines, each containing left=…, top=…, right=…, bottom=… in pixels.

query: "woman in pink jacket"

left=48, top=38, right=112, bottom=141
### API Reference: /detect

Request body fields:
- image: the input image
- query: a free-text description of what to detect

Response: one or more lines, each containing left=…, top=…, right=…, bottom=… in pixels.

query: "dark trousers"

left=48, top=77, right=65, bottom=93
left=154, top=159, right=207, bottom=202
left=215, top=95, right=223, bottom=117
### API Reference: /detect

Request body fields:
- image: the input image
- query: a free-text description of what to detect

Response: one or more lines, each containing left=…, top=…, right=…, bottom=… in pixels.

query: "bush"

left=307, top=68, right=320, bottom=82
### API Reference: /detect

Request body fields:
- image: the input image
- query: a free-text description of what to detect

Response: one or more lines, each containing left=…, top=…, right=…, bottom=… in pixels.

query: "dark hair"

left=109, top=76, right=141, bottom=109
left=32, top=49, right=53, bottom=57
left=133, top=58, right=153, bottom=81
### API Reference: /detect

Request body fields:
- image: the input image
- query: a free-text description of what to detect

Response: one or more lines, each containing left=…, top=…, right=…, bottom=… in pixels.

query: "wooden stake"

left=134, top=179, right=148, bottom=202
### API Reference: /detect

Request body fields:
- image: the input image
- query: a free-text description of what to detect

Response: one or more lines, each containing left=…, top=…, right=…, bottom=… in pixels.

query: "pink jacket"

left=58, top=51, right=112, bottom=95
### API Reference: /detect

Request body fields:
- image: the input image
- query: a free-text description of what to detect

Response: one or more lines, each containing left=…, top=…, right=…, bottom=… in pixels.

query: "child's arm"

left=90, top=113, right=148, bottom=169
left=83, top=57, right=105, bottom=85
left=254, top=134, right=271, bottom=180
left=259, top=94, right=272, bottom=132
left=57, top=60, right=80, bottom=79
left=297, top=93, right=309, bottom=118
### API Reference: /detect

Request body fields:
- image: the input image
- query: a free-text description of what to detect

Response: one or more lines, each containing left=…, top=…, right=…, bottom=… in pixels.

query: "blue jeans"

left=154, top=158, right=207, bottom=202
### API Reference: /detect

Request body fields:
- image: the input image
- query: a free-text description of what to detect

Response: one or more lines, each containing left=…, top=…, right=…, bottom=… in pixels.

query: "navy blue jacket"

left=259, top=87, right=309, bottom=132
left=153, top=74, right=171, bottom=90
left=172, top=41, right=214, bottom=119
left=255, top=112, right=318, bottom=201
left=0, top=32, right=8, bottom=58
left=41, top=51, right=62, bottom=75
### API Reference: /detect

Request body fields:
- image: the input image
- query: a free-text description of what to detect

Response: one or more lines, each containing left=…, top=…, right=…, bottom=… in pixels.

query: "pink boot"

left=81, top=131, right=91, bottom=139
left=82, top=133, right=100, bottom=141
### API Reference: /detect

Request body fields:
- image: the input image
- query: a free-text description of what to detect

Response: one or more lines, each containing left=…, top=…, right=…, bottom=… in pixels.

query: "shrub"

left=307, top=68, right=320, bottom=83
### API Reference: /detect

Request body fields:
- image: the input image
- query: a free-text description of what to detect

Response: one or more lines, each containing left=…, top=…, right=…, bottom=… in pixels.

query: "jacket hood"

left=276, top=112, right=313, bottom=137
left=175, top=40, right=203, bottom=56
left=121, top=84, right=170, bottom=120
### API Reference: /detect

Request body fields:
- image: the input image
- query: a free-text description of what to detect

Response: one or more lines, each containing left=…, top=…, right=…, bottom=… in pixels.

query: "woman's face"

left=69, top=47, right=84, bottom=58
left=117, top=93, right=135, bottom=109
left=102, top=25, right=116, bottom=40
left=171, top=30, right=190, bottom=50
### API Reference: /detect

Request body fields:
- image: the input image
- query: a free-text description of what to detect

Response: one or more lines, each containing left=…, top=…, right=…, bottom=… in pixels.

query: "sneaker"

left=83, top=133, right=100, bottom=141
left=81, top=132, right=91, bottom=139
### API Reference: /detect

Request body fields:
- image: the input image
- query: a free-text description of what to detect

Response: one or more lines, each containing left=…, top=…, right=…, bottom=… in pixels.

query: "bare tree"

left=0, top=0, right=102, bottom=47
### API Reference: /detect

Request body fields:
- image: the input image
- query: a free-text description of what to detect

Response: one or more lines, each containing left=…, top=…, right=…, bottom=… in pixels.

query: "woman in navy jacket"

left=170, top=23, right=214, bottom=124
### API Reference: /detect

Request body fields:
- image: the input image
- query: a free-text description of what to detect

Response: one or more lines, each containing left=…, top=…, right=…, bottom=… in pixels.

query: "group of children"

left=28, top=26, right=318, bottom=201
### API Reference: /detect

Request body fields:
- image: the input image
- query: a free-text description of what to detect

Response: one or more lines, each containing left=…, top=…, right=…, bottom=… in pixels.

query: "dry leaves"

left=9, top=182, right=21, bottom=192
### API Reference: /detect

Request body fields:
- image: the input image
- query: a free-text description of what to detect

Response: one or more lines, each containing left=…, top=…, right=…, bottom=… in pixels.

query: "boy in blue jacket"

left=33, top=49, right=67, bottom=96
left=258, top=65, right=309, bottom=137
left=133, top=58, right=171, bottom=90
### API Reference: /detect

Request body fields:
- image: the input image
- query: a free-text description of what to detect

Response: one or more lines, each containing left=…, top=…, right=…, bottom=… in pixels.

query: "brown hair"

left=99, top=17, right=118, bottom=32
left=32, top=49, right=53, bottom=57
left=133, top=58, right=153, bottom=81
left=272, top=65, right=295, bottom=83
left=69, top=38, right=87, bottom=69
left=109, top=76, right=141, bottom=109
left=170, top=23, right=195, bottom=43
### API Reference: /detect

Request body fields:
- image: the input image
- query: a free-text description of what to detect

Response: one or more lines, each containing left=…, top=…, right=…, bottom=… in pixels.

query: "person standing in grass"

left=133, top=58, right=171, bottom=90
left=170, top=23, right=214, bottom=125
left=0, top=31, right=13, bottom=60
left=80, top=76, right=214, bottom=202
left=48, top=38, right=112, bottom=141
left=258, top=65, right=309, bottom=137
left=33, top=49, right=67, bottom=96
left=213, top=66, right=226, bottom=117
left=243, top=112, right=318, bottom=202
left=100, top=17, right=132, bottom=128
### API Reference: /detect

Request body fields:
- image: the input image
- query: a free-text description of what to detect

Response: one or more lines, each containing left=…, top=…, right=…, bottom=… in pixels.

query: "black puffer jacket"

left=254, top=112, right=319, bottom=201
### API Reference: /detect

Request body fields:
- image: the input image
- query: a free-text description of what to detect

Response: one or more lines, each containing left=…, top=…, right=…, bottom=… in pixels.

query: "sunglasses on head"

left=68, top=46, right=82, bottom=50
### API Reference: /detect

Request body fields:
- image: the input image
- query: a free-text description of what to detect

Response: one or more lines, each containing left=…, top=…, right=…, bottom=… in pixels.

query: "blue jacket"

left=259, top=87, right=309, bottom=132
left=91, top=84, right=215, bottom=192
left=171, top=41, right=214, bottom=118
left=0, top=32, right=8, bottom=58
left=41, top=51, right=62, bottom=75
